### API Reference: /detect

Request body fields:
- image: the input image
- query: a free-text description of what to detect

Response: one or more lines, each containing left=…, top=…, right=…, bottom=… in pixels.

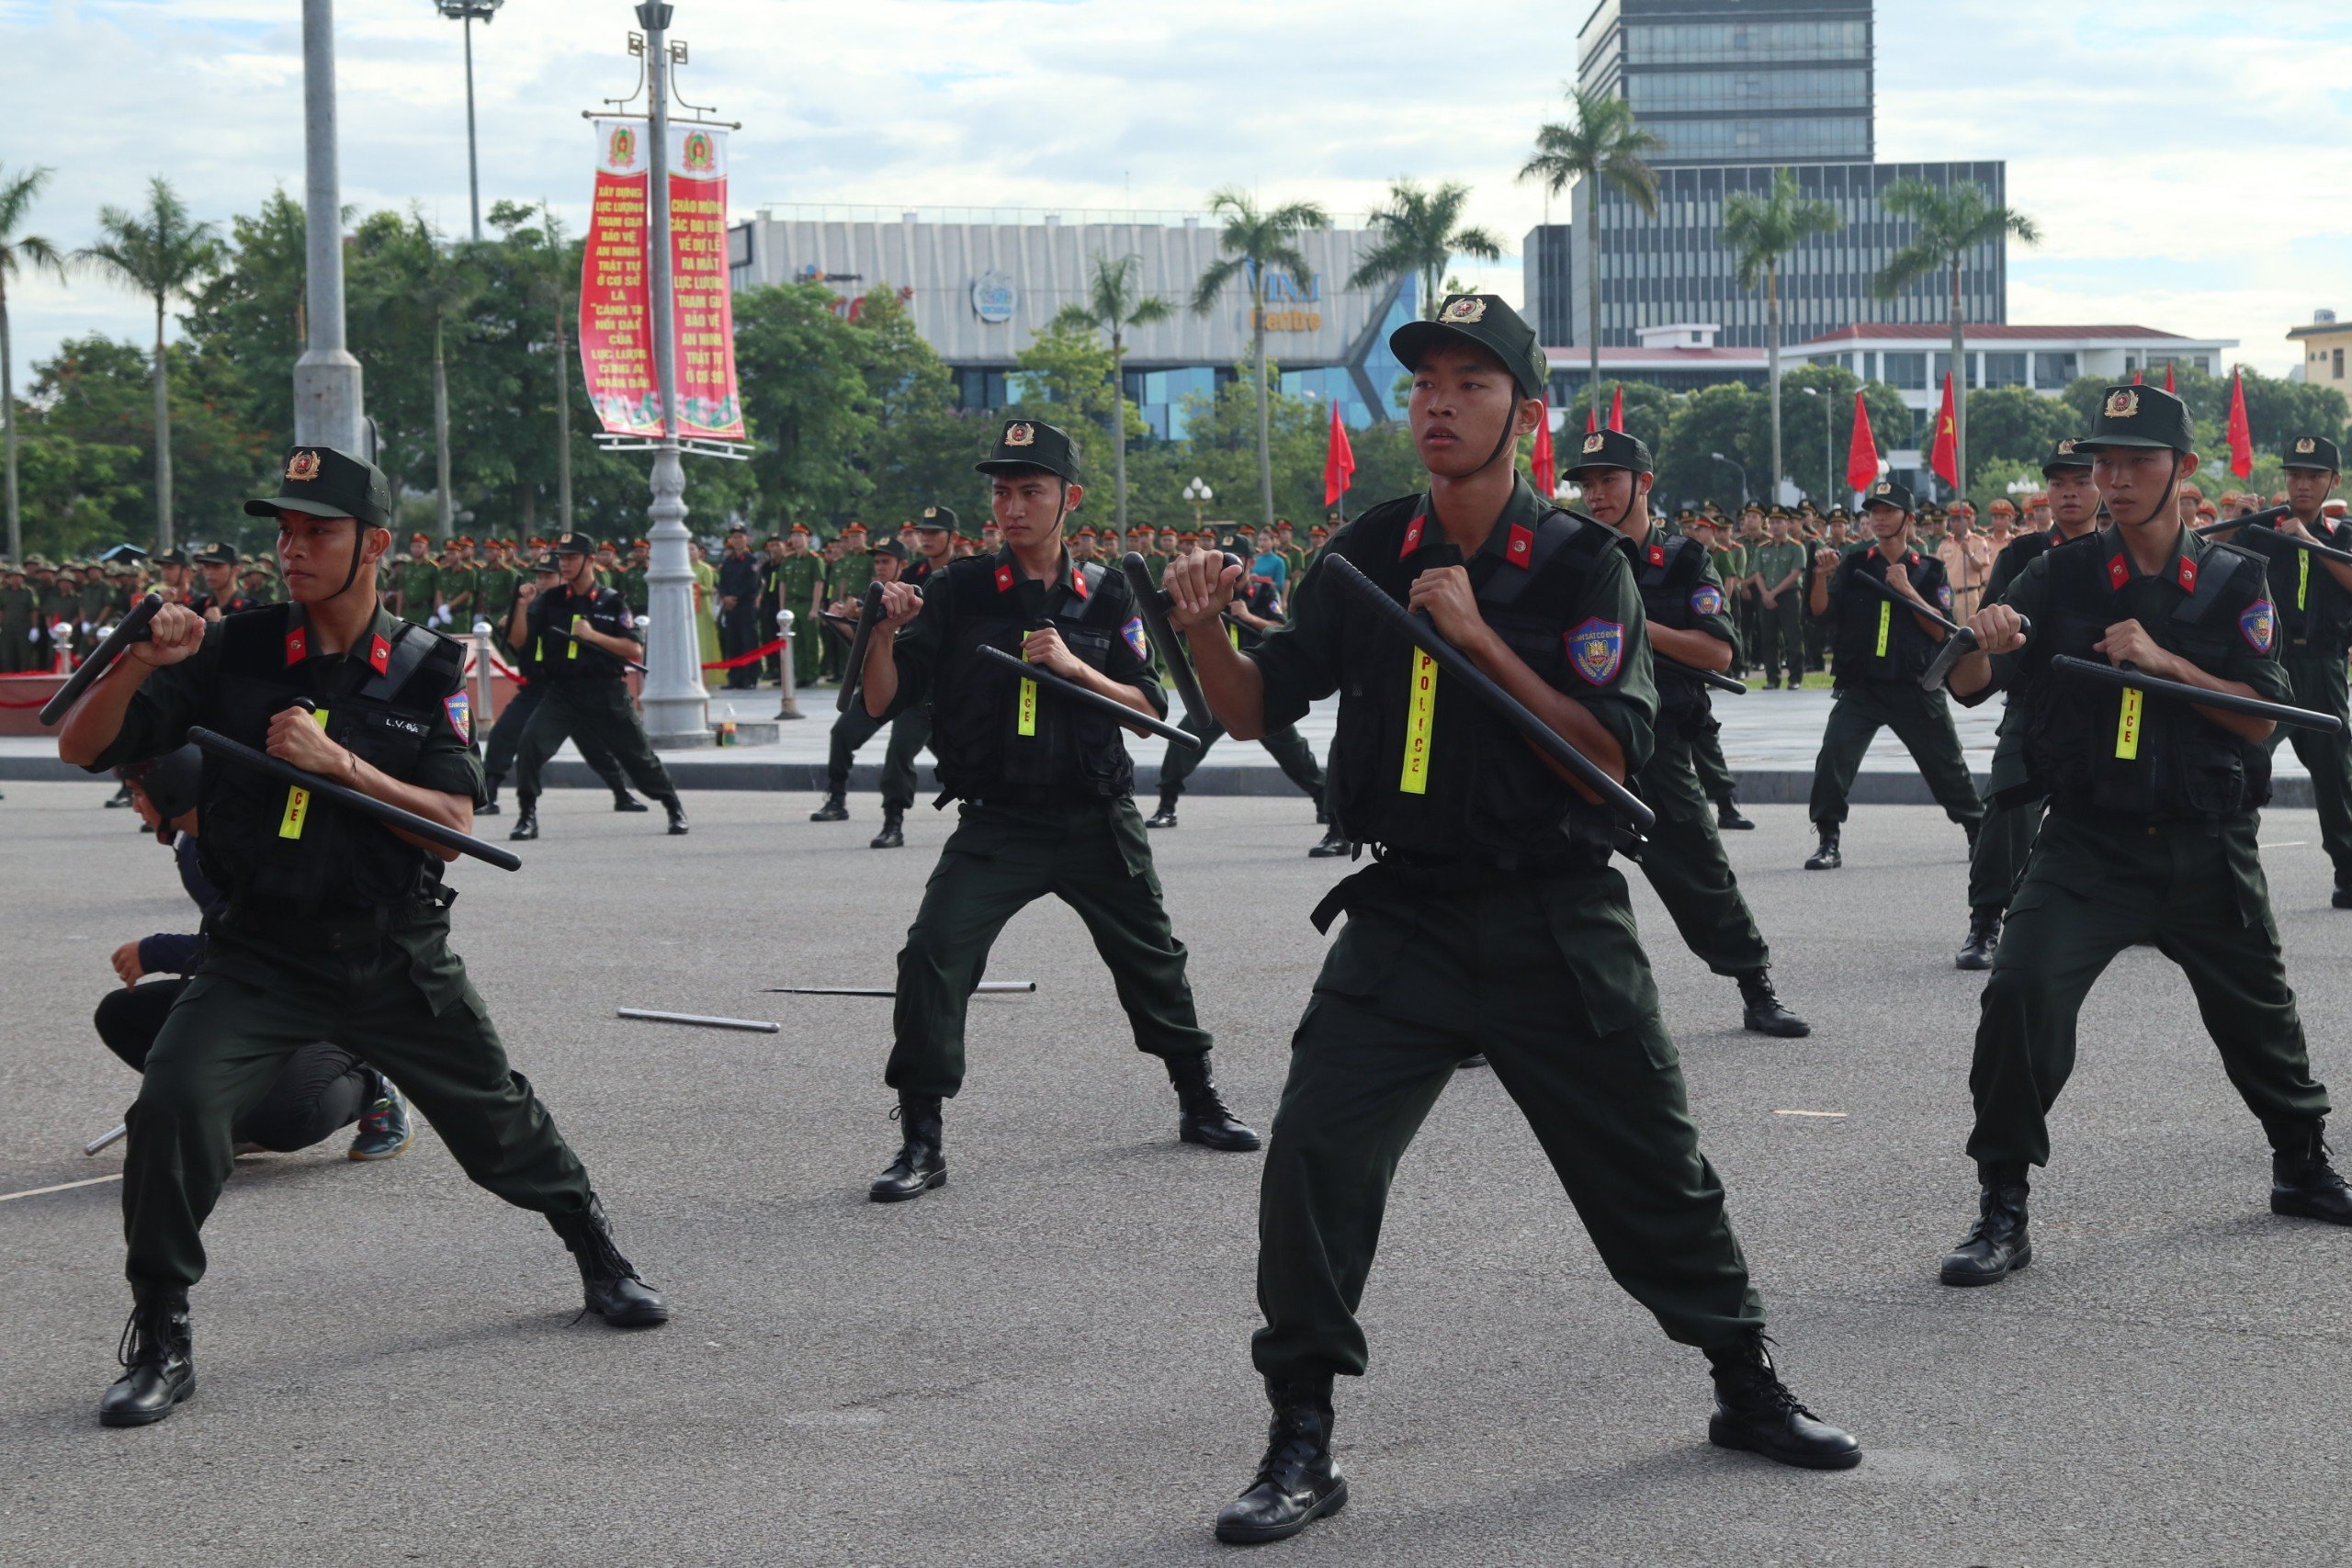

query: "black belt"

left=219, top=890, right=451, bottom=953
left=1309, top=849, right=1594, bottom=931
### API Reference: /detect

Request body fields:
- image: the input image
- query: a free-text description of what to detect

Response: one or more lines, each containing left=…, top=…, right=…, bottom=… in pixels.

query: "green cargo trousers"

left=122, top=919, right=593, bottom=1287
left=2269, top=651, right=2352, bottom=877
left=1251, top=865, right=1765, bottom=1384
left=1966, top=812, right=2330, bottom=1168
left=514, top=680, right=677, bottom=805
left=1635, top=716, right=1770, bottom=976
left=1966, top=795, right=2042, bottom=914
left=826, top=703, right=933, bottom=809
left=1689, top=712, right=1737, bottom=805
left=1807, top=682, right=1985, bottom=829
left=888, top=799, right=1212, bottom=1099
left=1154, top=712, right=1324, bottom=803
left=1758, top=594, right=1805, bottom=684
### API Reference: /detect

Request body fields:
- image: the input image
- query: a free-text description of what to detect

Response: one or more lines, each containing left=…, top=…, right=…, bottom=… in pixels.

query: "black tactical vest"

left=1324, top=500, right=1629, bottom=870
left=196, top=604, right=468, bottom=912
left=2021, top=531, right=2272, bottom=824
left=924, top=554, right=1140, bottom=804
left=1830, top=547, right=1950, bottom=683
left=2246, top=519, right=2352, bottom=658
left=1633, top=528, right=1718, bottom=726
left=526, top=584, right=636, bottom=682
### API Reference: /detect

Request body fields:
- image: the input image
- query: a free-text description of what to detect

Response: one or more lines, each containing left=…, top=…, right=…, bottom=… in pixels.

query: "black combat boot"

left=1215, top=1380, right=1348, bottom=1545
left=2269, top=1120, right=2352, bottom=1224
left=98, top=1282, right=196, bottom=1427
left=1956, top=907, right=2002, bottom=971
left=508, top=800, right=539, bottom=841
left=1803, top=825, right=1841, bottom=870
left=1704, top=1333, right=1861, bottom=1470
left=659, top=795, right=689, bottom=835
left=613, top=788, right=649, bottom=813
left=478, top=774, right=503, bottom=817
left=1306, top=826, right=1349, bottom=858
left=1170, top=1055, right=1261, bottom=1152
left=548, top=1198, right=670, bottom=1326
left=808, top=792, right=849, bottom=822
left=870, top=1094, right=946, bottom=1202
left=1939, top=1162, right=2031, bottom=1285
left=870, top=808, right=905, bottom=849
left=2334, top=872, right=2352, bottom=910
left=1736, top=970, right=1810, bottom=1037
left=1715, top=794, right=1756, bottom=830
left=1146, top=792, right=1181, bottom=829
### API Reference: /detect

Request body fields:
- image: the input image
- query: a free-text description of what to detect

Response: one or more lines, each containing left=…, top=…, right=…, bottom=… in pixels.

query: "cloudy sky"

left=4, top=0, right=2347, bottom=378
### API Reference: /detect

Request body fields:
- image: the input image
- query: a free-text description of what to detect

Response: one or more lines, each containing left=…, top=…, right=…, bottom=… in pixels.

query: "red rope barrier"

left=700, top=637, right=786, bottom=671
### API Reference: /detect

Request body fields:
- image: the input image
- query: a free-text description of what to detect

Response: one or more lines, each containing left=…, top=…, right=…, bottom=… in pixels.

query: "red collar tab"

left=1648, top=543, right=1667, bottom=568
left=2107, top=554, right=2131, bottom=590
left=1399, top=510, right=1427, bottom=558
left=368, top=633, right=391, bottom=675
left=994, top=565, right=1016, bottom=593
left=1505, top=523, right=1535, bottom=567
left=1070, top=566, right=1089, bottom=600
left=283, top=626, right=308, bottom=666
left=1905, top=550, right=1919, bottom=566
left=2177, top=556, right=2198, bottom=593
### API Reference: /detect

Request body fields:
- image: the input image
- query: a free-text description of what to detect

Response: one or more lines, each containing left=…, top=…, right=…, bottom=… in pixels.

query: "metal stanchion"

left=775, top=607, right=802, bottom=720
left=470, top=620, right=495, bottom=728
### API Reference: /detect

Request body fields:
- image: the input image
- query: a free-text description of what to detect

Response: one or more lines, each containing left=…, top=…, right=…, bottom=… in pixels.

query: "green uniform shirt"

left=830, top=552, right=875, bottom=603
left=775, top=554, right=822, bottom=611
left=1751, top=541, right=1807, bottom=596
left=395, top=558, right=441, bottom=624
left=1711, top=544, right=1748, bottom=587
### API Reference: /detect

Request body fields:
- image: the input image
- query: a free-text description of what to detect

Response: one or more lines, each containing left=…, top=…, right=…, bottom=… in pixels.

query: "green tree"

left=180, top=189, right=311, bottom=455
left=1052, top=254, right=1172, bottom=535
left=1191, top=187, right=1329, bottom=532
left=1656, top=382, right=1766, bottom=513
left=851, top=287, right=978, bottom=528
left=487, top=199, right=581, bottom=533
left=0, top=164, right=67, bottom=567
left=732, top=282, right=876, bottom=525
left=1770, top=365, right=1908, bottom=505
left=1873, top=178, right=2040, bottom=498
left=1347, top=179, right=1501, bottom=322
left=76, top=175, right=224, bottom=551
left=1959, top=385, right=2075, bottom=474
left=1519, top=86, right=1663, bottom=424
left=1721, top=167, right=1841, bottom=503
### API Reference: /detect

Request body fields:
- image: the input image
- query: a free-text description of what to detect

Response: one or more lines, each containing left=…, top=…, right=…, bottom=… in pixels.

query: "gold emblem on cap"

left=2056, top=439, right=2076, bottom=455
left=922, top=506, right=937, bottom=518
left=2104, top=389, right=2140, bottom=420
left=1441, top=296, right=1487, bottom=324
left=1581, top=433, right=1606, bottom=454
left=1873, top=482, right=1892, bottom=496
left=285, top=449, right=322, bottom=482
left=1005, top=422, right=1036, bottom=448
left=2297, top=437, right=2318, bottom=455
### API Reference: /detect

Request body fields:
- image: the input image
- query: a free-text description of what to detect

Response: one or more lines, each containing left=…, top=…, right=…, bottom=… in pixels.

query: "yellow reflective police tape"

left=1016, top=646, right=1038, bottom=738
left=1874, top=598, right=1892, bottom=658
left=568, top=614, right=582, bottom=659
left=277, top=707, right=332, bottom=839
left=1400, top=649, right=1438, bottom=795
left=2300, top=547, right=2310, bottom=612
left=2114, top=688, right=2143, bottom=761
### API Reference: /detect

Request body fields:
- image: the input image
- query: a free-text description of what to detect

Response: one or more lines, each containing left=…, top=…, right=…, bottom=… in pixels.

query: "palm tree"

left=1722, top=167, right=1842, bottom=505
left=1053, top=254, right=1171, bottom=536
left=78, top=176, right=223, bottom=554
left=1191, top=187, right=1329, bottom=530
left=1347, top=179, right=1503, bottom=321
left=0, top=164, right=67, bottom=568
left=1518, top=86, right=1662, bottom=424
left=1873, top=178, right=2040, bottom=497
left=375, top=213, right=482, bottom=540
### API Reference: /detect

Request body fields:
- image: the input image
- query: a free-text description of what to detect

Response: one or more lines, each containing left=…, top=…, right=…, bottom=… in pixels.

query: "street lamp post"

left=1710, top=451, right=1748, bottom=510
left=1182, top=477, right=1213, bottom=531
left=433, top=0, right=504, bottom=244
left=293, top=0, right=364, bottom=454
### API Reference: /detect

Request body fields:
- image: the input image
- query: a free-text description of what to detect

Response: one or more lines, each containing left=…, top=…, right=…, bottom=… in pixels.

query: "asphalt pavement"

left=6, top=779, right=2352, bottom=1567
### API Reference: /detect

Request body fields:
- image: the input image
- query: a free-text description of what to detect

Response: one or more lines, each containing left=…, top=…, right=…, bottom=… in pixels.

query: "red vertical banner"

left=666, top=126, right=744, bottom=440
left=580, top=119, right=660, bottom=435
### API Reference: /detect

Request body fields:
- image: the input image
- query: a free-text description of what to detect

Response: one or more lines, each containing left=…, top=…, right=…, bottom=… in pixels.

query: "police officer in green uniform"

left=854, top=418, right=1259, bottom=1205
left=56, top=446, right=668, bottom=1428
left=505, top=532, right=687, bottom=840
left=1800, top=479, right=1985, bottom=870
left=391, top=533, right=439, bottom=624
left=1569, top=427, right=1808, bottom=1036
left=1936, top=387, right=2352, bottom=1287
left=474, top=539, right=519, bottom=640
left=808, top=536, right=933, bottom=847
left=1167, top=297, right=1857, bottom=1546
left=1956, top=439, right=2102, bottom=967
left=775, top=525, right=825, bottom=689
left=2226, top=435, right=2352, bottom=905
left=0, top=561, right=35, bottom=673
left=1751, top=511, right=1808, bottom=688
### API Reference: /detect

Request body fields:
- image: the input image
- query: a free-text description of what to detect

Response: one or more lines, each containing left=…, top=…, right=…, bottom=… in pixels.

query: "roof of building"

left=1797, top=323, right=2204, bottom=345
left=1543, top=345, right=1766, bottom=365
left=2288, top=321, right=2352, bottom=340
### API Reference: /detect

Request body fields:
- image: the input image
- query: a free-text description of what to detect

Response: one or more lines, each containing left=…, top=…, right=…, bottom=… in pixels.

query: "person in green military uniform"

left=390, top=533, right=439, bottom=625
left=775, top=524, right=825, bottom=689
left=620, top=540, right=650, bottom=619
left=854, top=418, right=1259, bottom=1206
left=1936, top=385, right=2352, bottom=1288
left=1955, top=438, right=2102, bottom=968
left=1799, top=479, right=1985, bottom=871
left=0, top=561, right=37, bottom=673
left=2222, top=435, right=2352, bottom=906
left=436, top=537, right=475, bottom=631
left=474, top=537, right=519, bottom=645
left=1751, top=510, right=1808, bottom=689
left=1569, top=427, right=1808, bottom=1036
left=56, top=445, right=669, bottom=1428
left=1167, top=296, right=1858, bottom=1546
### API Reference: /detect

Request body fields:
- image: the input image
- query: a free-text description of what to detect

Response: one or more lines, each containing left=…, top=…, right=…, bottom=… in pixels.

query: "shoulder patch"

left=443, top=691, right=472, bottom=743
left=1690, top=583, right=1726, bottom=617
left=2242, top=598, right=2277, bottom=653
left=1937, top=582, right=1953, bottom=610
left=1566, top=618, right=1624, bottom=686
left=1122, top=615, right=1148, bottom=661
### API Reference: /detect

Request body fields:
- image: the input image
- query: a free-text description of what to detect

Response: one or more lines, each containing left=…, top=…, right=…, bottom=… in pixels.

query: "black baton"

left=188, top=726, right=526, bottom=869
left=536, top=621, right=649, bottom=674
left=1121, top=550, right=1211, bottom=728
left=974, top=644, right=1203, bottom=750
left=2048, top=655, right=2344, bottom=734
left=836, top=581, right=888, bottom=715
left=2194, top=504, right=2293, bottom=538
left=1660, top=656, right=1747, bottom=695
left=39, top=592, right=162, bottom=725
left=1319, top=554, right=1654, bottom=831
left=2233, top=523, right=2352, bottom=569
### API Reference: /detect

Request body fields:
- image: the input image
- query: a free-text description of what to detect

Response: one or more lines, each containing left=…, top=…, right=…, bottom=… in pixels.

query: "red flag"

left=1585, top=402, right=1598, bottom=434
left=1608, top=384, right=1623, bottom=432
left=2132, top=369, right=2143, bottom=385
left=1928, top=372, right=1960, bottom=489
left=1321, top=398, right=1356, bottom=509
left=2164, top=363, right=2177, bottom=394
left=1531, top=401, right=1556, bottom=498
left=1845, top=390, right=1882, bottom=493
left=2226, top=367, right=2255, bottom=479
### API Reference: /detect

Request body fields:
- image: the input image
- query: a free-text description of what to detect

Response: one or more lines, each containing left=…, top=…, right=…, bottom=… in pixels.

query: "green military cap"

left=912, top=503, right=958, bottom=533
left=244, top=446, right=392, bottom=528
left=1861, top=479, right=1917, bottom=513
left=192, top=541, right=237, bottom=566
left=1391, top=293, right=1547, bottom=400
left=2078, top=385, right=2193, bottom=454
left=2282, top=434, right=2342, bottom=472
left=2041, top=437, right=2094, bottom=475
left=1562, top=426, right=1653, bottom=478
left=977, top=418, right=1081, bottom=484
left=551, top=531, right=597, bottom=556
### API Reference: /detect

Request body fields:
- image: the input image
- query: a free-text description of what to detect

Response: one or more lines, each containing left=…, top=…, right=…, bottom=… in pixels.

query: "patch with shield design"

left=1566, top=617, right=1623, bottom=685
left=2241, top=598, right=2276, bottom=653
left=443, top=691, right=471, bottom=743
left=1690, top=584, right=1725, bottom=616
